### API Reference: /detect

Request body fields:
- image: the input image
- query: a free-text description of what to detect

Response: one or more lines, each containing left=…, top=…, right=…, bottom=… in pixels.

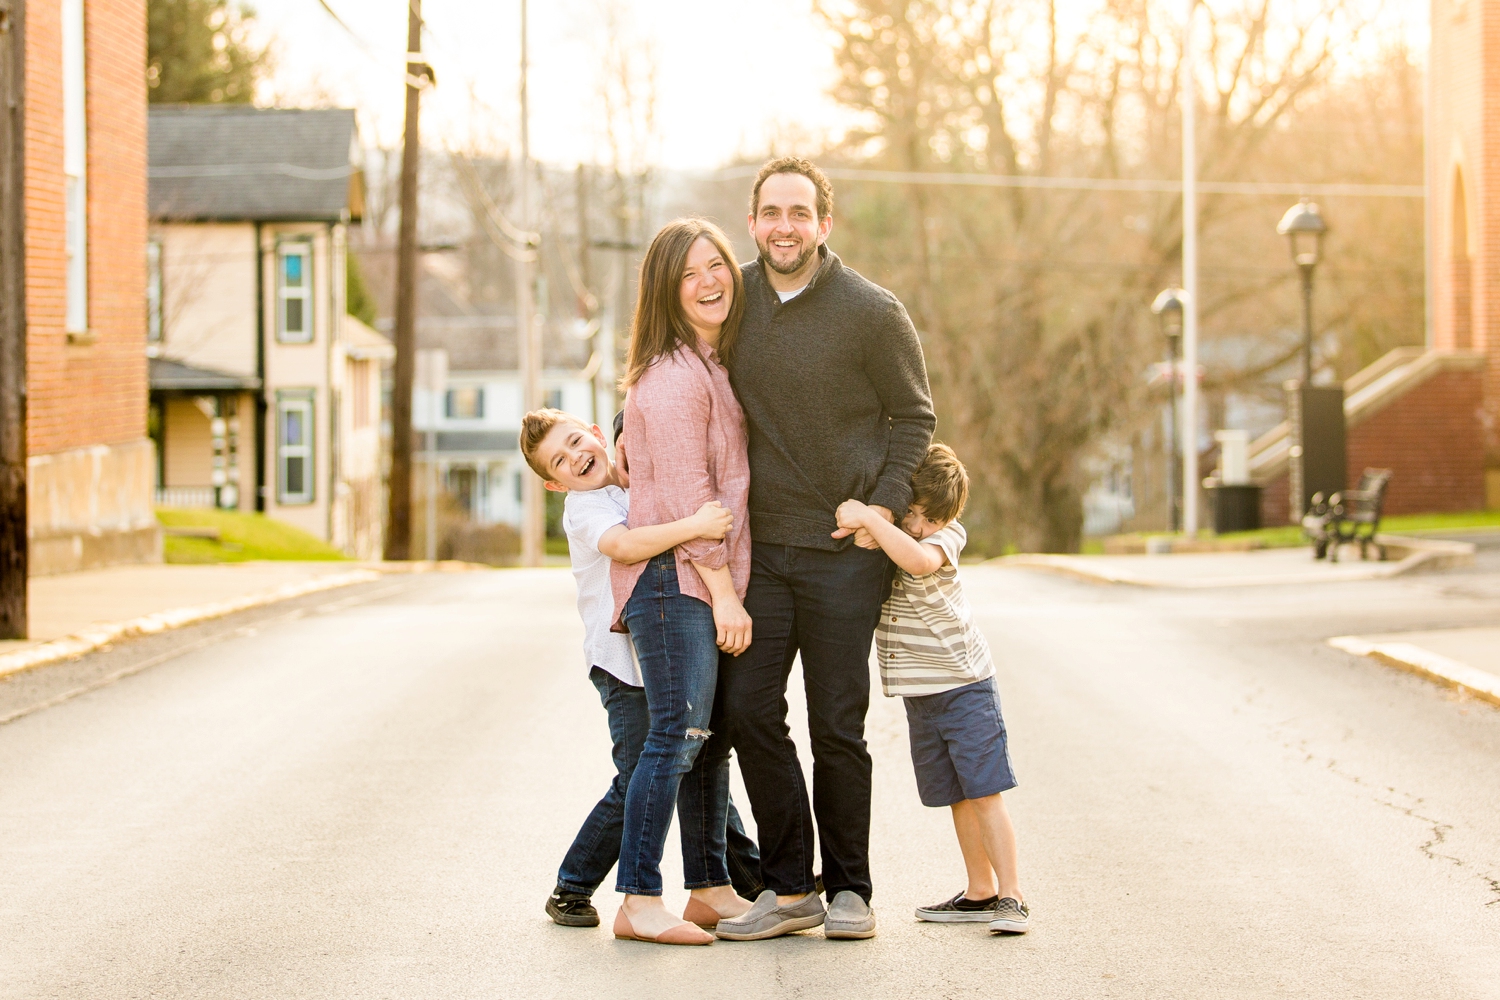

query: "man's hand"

left=691, top=500, right=734, bottom=540
left=832, top=503, right=892, bottom=549
left=615, top=439, right=630, bottom=488
left=713, top=596, right=753, bottom=656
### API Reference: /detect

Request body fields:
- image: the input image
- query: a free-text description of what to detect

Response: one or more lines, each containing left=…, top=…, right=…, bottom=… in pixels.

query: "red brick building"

left=1431, top=0, right=1500, bottom=508
left=1246, top=2, right=1499, bottom=522
left=26, top=0, right=156, bottom=573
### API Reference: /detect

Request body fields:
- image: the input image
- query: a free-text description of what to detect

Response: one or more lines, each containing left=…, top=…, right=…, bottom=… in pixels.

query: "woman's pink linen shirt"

left=610, top=343, right=751, bottom=627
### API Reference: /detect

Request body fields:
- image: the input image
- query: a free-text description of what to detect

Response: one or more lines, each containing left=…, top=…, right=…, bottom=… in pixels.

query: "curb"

left=1328, top=635, right=1500, bottom=708
left=0, top=568, right=393, bottom=681
left=992, top=534, right=1475, bottom=589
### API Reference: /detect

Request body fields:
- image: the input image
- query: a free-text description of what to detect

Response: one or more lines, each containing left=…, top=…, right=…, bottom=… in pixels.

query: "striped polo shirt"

left=876, top=522, right=994, bottom=698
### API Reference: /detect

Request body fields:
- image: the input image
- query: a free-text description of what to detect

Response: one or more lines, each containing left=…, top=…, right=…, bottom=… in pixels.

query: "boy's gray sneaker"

left=714, top=889, right=825, bottom=941
left=988, top=897, right=1029, bottom=934
left=916, top=891, right=999, bottom=923
left=824, top=890, right=877, bottom=939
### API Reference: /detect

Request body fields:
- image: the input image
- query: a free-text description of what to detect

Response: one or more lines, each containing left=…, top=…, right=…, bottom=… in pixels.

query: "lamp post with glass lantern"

left=1276, top=199, right=1327, bottom=383
left=1276, top=200, right=1343, bottom=522
left=1152, top=288, right=1186, bottom=532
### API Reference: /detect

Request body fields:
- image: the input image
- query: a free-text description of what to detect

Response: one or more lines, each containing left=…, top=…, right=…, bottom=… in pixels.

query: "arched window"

left=1452, top=168, right=1473, bottom=349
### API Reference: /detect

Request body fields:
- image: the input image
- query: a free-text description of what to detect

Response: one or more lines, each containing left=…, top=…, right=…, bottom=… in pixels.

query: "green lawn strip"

left=1108, top=509, right=1500, bottom=553
left=157, top=509, right=349, bottom=563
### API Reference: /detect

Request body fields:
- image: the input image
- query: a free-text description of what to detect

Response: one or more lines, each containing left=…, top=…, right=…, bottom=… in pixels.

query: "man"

left=713, top=157, right=935, bottom=942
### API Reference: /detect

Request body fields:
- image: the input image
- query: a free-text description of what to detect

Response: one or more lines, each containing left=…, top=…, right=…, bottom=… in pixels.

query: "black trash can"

left=1212, top=483, right=1262, bottom=534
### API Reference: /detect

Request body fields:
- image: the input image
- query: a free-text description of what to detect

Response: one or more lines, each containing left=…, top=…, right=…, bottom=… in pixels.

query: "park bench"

left=1301, top=468, right=1392, bottom=563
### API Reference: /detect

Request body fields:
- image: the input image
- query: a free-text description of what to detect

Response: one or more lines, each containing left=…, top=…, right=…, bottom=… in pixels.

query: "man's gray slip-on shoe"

left=713, top=890, right=826, bottom=941
left=824, top=890, right=877, bottom=939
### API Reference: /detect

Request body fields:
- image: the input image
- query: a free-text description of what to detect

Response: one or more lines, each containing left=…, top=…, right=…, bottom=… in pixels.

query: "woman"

left=609, top=219, right=755, bottom=946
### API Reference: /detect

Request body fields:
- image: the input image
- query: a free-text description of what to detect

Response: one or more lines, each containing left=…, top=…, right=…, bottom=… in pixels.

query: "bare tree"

left=815, top=0, right=1413, bottom=552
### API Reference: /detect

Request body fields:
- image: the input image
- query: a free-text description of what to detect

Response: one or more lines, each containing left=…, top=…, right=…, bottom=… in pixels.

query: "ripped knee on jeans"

left=685, top=727, right=712, bottom=740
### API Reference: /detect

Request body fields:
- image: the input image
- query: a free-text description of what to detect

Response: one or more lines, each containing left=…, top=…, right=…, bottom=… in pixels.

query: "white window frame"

left=277, top=241, right=314, bottom=344
left=146, top=239, right=163, bottom=343
left=276, top=392, right=315, bottom=505
left=63, top=0, right=88, bottom=336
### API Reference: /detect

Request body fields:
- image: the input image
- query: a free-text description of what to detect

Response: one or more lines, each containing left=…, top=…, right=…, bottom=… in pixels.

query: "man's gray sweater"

left=726, top=247, right=936, bottom=551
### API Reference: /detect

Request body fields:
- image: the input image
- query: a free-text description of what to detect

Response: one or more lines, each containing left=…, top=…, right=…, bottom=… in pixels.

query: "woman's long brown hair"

left=620, top=218, right=744, bottom=389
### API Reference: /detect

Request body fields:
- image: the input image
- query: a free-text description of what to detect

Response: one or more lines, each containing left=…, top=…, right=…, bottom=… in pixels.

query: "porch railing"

left=155, top=486, right=217, bottom=509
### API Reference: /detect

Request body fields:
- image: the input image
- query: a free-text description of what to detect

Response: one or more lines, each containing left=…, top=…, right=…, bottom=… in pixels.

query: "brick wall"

left=1258, top=367, right=1486, bottom=525
left=1430, top=0, right=1500, bottom=463
left=25, top=0, right=148, bottom=457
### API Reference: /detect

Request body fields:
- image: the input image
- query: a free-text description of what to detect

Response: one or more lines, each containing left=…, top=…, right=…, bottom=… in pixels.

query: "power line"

left=711, top=165, right=1424, bottom=199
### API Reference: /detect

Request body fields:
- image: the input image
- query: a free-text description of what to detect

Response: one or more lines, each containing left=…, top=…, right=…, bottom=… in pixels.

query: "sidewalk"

left=997, top=534, right=1475, bottom=588
left=1330, top=628, right=1500, bottom=707
left=0, top=561, right=479, bottom=679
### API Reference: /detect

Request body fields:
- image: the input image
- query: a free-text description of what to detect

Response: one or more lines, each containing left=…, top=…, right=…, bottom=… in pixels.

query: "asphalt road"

left=1, top=560, right=1498, bottom=999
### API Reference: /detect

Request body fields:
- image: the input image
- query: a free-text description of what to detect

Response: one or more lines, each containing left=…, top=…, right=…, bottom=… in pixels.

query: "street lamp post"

left=1276, top=200, right=1341, bottom=523
left=1276, top=199, right=1327, bottom=383
left=1152, top=288, right=1186, bottom=533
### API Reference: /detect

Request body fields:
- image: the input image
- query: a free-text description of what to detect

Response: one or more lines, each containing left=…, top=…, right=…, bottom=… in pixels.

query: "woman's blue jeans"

left=615, top=554, right=733, bottom=897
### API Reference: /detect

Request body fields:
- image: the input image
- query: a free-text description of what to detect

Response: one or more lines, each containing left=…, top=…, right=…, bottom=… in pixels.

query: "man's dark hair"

left=750, top=156, right=834, bottom=220
left=910, top=443, right=969, bottom=524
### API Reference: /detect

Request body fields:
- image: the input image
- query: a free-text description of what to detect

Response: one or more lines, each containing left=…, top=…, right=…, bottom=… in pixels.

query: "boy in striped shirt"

left=834, top=444, right=1028, bottom=934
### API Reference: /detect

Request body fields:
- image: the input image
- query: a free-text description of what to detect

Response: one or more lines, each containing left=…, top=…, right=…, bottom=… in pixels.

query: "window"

left=277, top=242, right=313, bottom=343
left=543, top=388, right=563, bottom=411
left=146, top=240, right=163, bottom=343
left=276, top=393, right=315, bottom=504
left=63, top=0, right=87, bottom=336
left=445, top=386, right=484, bottom=420
left=351, top=360, right=371, bottom=430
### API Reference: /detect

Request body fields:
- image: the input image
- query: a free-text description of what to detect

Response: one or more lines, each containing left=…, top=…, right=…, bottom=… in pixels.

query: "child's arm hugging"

left=835, top=499, right=946, bottom=576
left=598, top=501, right=733, bottom=565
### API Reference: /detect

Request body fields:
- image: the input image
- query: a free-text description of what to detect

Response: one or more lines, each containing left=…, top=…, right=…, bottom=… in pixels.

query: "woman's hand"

left=713, top=596, right=753, bottom=656
left=691, top=500, right=734, bottom=540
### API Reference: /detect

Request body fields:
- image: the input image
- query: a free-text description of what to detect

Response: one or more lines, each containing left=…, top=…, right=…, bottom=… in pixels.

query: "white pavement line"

left=1328, top=636, right=1500, bottom=708
left=0, top=569, right=383, bottom=681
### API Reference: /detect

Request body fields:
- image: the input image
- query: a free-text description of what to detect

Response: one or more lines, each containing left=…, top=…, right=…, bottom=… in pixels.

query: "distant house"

left=147, top=106, right=390, bottom=557
left=406, top=313, right=594, bottom=529
left=26, top=0, right=157, bottom=575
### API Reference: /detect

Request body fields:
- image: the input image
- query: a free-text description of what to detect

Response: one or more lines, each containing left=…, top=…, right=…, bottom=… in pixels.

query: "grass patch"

left=157, top=508, right=350, bottom=564
left=546, top=536, right=570, bottom=557
left=1115, top=509, right=1500, bottom=553
left=1381, top=510, right=1500, bottom=533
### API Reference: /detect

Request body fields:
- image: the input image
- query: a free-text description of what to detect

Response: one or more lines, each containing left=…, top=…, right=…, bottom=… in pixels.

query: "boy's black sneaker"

left=915, top=891, right=1000, bottom=923
left=546, top=890, right=600, bottom=927
left=988, top=897, right=1029, bottom=934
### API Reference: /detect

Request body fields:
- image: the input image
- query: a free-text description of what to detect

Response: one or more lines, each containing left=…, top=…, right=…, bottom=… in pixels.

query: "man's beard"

left=757, top=235, right=818, bottom=276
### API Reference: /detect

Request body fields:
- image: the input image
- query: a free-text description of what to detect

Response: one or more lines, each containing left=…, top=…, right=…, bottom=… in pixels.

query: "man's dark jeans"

left=555, top=666, right=763, bottom=899
left=720, top=541, right=889, bottom=903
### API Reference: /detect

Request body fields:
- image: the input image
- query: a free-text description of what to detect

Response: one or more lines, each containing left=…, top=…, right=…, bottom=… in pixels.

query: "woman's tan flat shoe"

left=682, top=897, right=722, bottom=929
left=613, top=908, right=715, bottom=945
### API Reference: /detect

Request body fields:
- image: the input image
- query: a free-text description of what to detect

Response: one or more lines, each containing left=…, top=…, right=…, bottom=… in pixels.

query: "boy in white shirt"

left=834, top=443, right=1028, bottom=934
left=520, top=408, right=762, bottom=927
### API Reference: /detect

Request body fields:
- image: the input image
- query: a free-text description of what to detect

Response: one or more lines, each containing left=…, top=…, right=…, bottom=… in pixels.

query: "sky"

left=248, top=0, right=1428, bottom=170
left=249, top=0, right=855, bottom=168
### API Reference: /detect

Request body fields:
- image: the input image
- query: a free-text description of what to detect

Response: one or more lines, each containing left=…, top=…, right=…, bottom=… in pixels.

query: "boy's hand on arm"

left=691, top=500, right=734, bottom=540
left=846, top=512, right=947, bottom=576
left=832, top=501, right=893, bottom=550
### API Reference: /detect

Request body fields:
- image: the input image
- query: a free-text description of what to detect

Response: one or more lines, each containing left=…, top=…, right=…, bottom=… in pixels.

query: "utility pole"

left=1180, top=0, right=1200, bottom=538
left=385, top=0, right=427, bottom=560
left=0, top=0, right=27, bottom=639
left=516, top=0, right=544, bottom=567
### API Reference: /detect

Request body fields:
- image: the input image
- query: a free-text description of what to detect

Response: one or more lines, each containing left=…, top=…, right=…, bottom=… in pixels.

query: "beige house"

left=147, top=106, right=390, bottom=557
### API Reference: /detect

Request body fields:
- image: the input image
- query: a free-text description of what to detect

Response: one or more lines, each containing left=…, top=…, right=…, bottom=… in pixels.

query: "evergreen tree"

left=147, top=0, right=267, bottom=104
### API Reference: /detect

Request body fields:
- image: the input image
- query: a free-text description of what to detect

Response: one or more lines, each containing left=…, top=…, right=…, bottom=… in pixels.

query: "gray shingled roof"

left=149, top=106, right=362, bottom=222
left=149, top=356, right=262, bottom=391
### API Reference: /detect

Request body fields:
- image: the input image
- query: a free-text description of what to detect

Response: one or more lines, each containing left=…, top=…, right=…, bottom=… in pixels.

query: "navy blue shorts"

left=903, top=676, right=1017, bottom=807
